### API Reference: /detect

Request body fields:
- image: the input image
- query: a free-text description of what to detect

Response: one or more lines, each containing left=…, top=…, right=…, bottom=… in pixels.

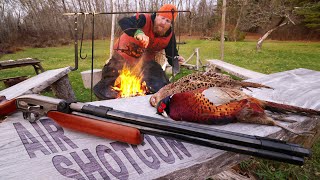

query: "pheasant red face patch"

left=157, top=102, right=166, bottom=113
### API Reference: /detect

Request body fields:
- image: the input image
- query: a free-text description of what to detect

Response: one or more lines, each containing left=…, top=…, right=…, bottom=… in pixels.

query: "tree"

left=232, top=0, right=247, bottom=42
left=295, top=1, right=320, bottom=31
left=238, top=0, right=298, bottom=51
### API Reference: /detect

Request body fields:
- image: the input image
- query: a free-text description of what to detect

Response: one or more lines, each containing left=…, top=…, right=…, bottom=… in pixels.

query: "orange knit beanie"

left=157, top=4, right=177, bottom=21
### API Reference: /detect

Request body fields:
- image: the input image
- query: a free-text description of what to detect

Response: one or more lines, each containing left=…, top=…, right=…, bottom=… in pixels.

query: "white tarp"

left=1, top=68, right=319, bottom=179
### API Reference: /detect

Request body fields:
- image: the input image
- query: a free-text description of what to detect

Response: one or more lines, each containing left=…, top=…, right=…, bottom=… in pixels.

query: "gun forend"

left=0, top=98, right=17, bottom=116
left=47, top=111, right=143, bottom=145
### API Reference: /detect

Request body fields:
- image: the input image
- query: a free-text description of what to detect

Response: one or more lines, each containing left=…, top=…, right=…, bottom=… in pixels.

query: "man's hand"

left=177, top=56, right=185, bottom=65
left=134, top=30, right=149, bottom=48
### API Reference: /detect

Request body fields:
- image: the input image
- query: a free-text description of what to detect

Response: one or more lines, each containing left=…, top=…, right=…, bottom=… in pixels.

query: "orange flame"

left=113, top=62, right=148, bottom=98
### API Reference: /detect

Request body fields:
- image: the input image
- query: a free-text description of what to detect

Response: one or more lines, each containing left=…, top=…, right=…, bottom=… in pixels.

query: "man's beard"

left=153, top=25, right=168, bottom=37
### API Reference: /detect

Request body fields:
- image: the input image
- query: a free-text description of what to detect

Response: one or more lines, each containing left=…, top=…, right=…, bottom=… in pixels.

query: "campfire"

left=113, top=63, right=148, bottom=98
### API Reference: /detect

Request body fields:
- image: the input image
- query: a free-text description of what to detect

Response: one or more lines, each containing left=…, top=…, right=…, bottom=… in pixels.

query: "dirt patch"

left=245, top=33, right=261, bottom=40
left=0, top=45, right=24, bottom=57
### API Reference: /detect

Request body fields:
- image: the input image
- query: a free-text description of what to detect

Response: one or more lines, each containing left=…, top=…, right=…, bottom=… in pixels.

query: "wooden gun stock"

left=47, top=111, right=143, bottom=145
left=0, top=99, right=17, bottom=116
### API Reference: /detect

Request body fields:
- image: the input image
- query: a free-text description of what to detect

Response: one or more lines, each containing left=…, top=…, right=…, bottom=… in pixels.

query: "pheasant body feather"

left=150, top=70, right=270, bottom=107
left=156, top=87, right=320, bottom=135
left=165, top=92, right=244, bottom=124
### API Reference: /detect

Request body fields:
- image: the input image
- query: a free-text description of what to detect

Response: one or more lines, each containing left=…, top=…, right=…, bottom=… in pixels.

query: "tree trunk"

left=220, top=0, right=226, bottom=60
left=233, top=0, right=247, bottom=42
left=62, top=0, right=74, bottom=39
left=51, top=75, right=76, bottom=102
left=256, top=21, right=289, bottom=51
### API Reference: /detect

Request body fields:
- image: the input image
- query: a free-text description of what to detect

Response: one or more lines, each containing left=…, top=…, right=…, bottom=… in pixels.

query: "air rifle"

left=0, top=94, right=311, bottom=165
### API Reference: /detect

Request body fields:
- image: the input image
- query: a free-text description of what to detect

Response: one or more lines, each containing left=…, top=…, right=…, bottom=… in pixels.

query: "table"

left=0, top=58, right=45, bottom=88
left=0, top=58, right=45, bottom=74
left=0, top=68, right=319, bottom=179
left=0, top=67, right=75, bottom=102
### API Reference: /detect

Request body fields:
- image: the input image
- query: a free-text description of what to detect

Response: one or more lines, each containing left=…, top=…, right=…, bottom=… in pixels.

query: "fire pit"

left=93, top=59, right=169, bottom=100
left=113, top=63, right=149, bottom=98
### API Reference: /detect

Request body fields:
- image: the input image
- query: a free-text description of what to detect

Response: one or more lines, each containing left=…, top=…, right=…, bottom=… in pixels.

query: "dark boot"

left=93, top=56, right=125, bottom=100
left=142, top=61, right=169, bottom=93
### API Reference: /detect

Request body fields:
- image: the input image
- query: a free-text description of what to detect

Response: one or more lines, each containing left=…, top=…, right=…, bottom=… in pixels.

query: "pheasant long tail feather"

left=273, top=121, right=314, bottom=135
left=240, top=82, right=272, bottom=89
left=263, top=101, right=320, bottom=116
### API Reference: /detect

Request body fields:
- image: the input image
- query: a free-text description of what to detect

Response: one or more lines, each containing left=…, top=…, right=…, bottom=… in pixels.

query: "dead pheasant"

left=156, top=87, right=320, bottom=135
left=150, top=69, right=271, bottom=107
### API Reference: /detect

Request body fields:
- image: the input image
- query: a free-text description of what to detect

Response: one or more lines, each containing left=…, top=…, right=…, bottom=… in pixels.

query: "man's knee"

left=101, top=57, right=124, bottom=79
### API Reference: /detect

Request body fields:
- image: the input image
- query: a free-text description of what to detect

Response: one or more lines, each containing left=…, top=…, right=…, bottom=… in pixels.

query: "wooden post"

left=108, top=0, right=116, bottom=62
left=51, top=75, right=76, bottom=102
left=220, top=0, right=226, bottom=61
left=136, top=0, right=140, bottom=11
left=196, top=48, right=199, bottom=71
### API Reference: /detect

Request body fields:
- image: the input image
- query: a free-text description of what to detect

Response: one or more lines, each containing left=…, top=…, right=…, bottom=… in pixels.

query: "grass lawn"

left=1, top=39, right=320, bottom=179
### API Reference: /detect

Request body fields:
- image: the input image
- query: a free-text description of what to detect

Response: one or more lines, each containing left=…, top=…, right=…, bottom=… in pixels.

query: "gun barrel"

left=71, top=111, right=306, bottom=165
left=75, top=104, right=310, bottom=161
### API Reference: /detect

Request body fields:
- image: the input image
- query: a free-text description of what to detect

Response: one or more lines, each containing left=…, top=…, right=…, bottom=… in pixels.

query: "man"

left=94, top=4, right=185, bottom=100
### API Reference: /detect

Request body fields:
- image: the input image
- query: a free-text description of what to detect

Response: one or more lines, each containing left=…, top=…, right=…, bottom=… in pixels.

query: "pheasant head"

left=156, top=95, right=171, bottom=118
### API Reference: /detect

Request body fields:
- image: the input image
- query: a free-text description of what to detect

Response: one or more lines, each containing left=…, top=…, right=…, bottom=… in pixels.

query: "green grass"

left=239, top=138, right=320, bottom=179
left=0, top=40, right=111, bottom=102
left=1, top=39, right=320, bottom=179
left=1, top=40, right=320, bottom=101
